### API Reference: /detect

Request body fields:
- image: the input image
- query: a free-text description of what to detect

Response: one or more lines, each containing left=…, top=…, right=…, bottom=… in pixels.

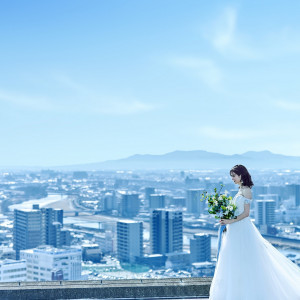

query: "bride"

left=209, top=164, right=300, bottom=300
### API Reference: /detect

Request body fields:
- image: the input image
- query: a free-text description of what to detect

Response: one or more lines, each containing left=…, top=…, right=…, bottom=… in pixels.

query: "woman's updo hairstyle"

left=230, top=164, right=254, bottom=188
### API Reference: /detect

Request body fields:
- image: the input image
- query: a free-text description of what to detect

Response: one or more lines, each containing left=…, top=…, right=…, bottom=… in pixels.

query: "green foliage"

left=201, top=184, right=236, bottom=220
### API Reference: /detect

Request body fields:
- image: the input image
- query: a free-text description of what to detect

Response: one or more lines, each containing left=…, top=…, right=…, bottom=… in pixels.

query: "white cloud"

left=212, top=7, right=236, bottom=50
left=275, top=100, right=300, bottom=111
left=169, top=56, right=222, bottom=89
left=0, top=74, right=156, bottom=116
left=0, top=89, right=59, bottom=112
left=203, top=6, right=300, bottom=61
left=52, top=73, right=157, bottom=115
left=203, top=7, right=261, bottom=60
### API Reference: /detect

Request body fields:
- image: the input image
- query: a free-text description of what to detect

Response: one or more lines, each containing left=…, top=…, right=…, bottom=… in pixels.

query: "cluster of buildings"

left=117, top=209, right=204, bottom=268
left=0, top=169, right=299, bottom=282
left=0, top=204, right=81, bottom=282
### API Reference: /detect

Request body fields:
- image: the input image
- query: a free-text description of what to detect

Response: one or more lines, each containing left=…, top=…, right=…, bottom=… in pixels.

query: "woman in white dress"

left=209, top=165, right=300, bottom=300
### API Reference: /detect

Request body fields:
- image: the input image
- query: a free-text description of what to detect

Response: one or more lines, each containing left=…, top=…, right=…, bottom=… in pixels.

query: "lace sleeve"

left=241, top=187, right=252, bottom=204
left=244, top=197, right=252, bottom=204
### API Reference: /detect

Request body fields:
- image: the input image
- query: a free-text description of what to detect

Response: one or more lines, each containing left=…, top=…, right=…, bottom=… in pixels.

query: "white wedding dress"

left=209, top=190, right=300, bottom=300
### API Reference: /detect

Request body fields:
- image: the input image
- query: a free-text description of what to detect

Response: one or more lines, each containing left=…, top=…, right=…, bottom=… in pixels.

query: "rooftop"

left=21, top=245, right=81, bottom=255
left=118, top=219, right=142, bottom=224
left=0, top=259, right=26, bottom=266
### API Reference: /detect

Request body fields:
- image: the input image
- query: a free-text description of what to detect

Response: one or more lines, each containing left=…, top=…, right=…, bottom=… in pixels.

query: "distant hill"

left=56, top=150, right=300, bottom=171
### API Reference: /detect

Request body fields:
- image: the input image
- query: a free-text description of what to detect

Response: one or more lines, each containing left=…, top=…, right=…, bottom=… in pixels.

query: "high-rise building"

left=98, top=191, right=118, bottom=213
left=41, top=208, right=64, bottom=246
left=20, top=246, right=82, bottom=281
left=258, top=194, right=280, bottom=209
left=0, top=259, right=27, bottom=282
left=286, top=184, right=300, bottom=207
left=13, top=207, right=42, bottom=260
left=120, top=193, right=140, bottom=217
left=150, top=209, right=183, bottom=254
left=14, top=205, right=67, bottom=259
left=145, top=187, right=155, bottom=201
left=190, top=233, right=211, bottom=263
left=60, top=228, right=71, bottom=247
left=255, top=199, right=276, bottom=231
left=104, top=191, right=117, bottom=212
left=186, top=189, right=205, bottom=215
left=170, top=197, right=186, bottom=207
left=252, top=185, right=268, bottom=199
left=149, top=194, right=165, bottom=209
left=117, top=220, right=143, bottom=263
left=267, top=185, right=285, bottom=202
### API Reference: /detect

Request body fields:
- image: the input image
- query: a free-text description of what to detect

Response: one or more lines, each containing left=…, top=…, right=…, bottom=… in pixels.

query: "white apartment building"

left=117, top=220, right=143, bottom=263
left=0, top=259, right=27, bottom=282
left=20, top=245, right=82, bottom=281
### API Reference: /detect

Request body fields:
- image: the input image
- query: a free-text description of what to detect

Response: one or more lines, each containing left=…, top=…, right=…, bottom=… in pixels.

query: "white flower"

left=218, top=196, right=223, bottom=201
left=227, top=206, right=233, bottom=211
left=216, top=211, right=224, bottom=218
left=214, top=200, right=218, bottom=206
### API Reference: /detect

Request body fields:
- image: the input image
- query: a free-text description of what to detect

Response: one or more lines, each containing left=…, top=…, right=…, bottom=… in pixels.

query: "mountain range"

left=57, top=150, right=300, bottom=171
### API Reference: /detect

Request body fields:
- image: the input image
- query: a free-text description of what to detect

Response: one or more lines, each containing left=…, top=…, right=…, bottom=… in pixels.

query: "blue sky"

left=1, top=0, right=300, bottom=166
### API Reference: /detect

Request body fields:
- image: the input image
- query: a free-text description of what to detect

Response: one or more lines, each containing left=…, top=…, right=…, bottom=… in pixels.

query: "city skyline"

left=4, top=167, right=300, bottom=283
left=1, top=1, right=300, bottom=166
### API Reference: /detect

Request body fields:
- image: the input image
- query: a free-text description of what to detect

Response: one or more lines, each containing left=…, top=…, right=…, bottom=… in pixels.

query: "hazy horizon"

left=1, top=148, right=299, bottom=169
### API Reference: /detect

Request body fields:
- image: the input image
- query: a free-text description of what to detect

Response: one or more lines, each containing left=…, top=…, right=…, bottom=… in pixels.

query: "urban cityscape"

left=1, top=0, right=300, bottom=298
left=0, top=168, right=299, bottom=283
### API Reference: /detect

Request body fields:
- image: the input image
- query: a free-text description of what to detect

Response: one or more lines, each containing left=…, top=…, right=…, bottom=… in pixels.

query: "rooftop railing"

left=0, top=277, right=212, bottom=300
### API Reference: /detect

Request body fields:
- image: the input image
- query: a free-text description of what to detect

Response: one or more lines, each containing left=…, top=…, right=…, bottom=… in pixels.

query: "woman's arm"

left=229, top=203, right=250, bottom=224
left=230, top=187, right=252, bottom=223
left=220, top=187, right=252, bottom=225
left=220, top=196, right=251, bottom=225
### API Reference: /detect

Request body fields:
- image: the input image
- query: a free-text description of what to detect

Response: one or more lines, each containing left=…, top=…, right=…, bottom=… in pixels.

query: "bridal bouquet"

left=201, top=185, right=237, bottom=219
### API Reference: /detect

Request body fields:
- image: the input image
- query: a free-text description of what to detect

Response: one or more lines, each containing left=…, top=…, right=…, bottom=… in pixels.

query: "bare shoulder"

left=241, top=186, right=252, bottom=199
